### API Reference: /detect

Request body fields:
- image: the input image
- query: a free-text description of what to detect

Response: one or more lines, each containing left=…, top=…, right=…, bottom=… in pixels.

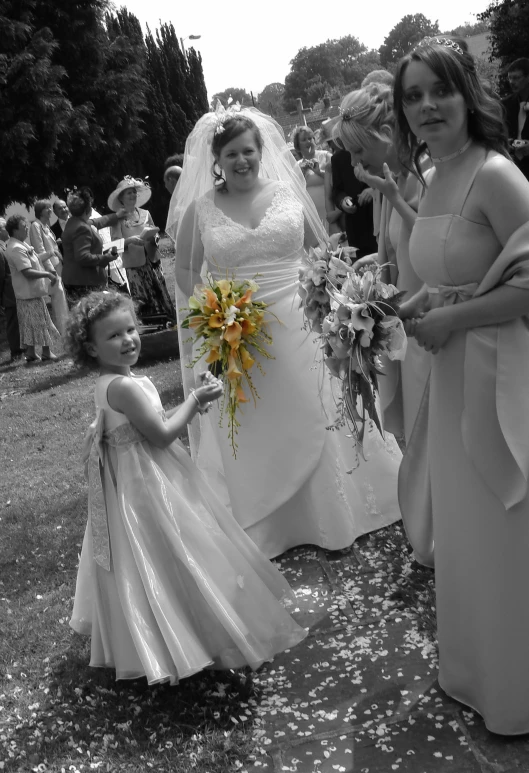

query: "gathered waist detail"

left=426, top=282, right=479, bottom=305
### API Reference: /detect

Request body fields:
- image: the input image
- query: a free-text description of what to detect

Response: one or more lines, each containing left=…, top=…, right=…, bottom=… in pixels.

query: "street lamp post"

left=180, top=34, right=201, bottom=54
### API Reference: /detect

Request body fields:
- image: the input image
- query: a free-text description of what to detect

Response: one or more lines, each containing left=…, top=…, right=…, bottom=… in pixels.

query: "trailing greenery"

left=0, top=1, right=208, bottom=227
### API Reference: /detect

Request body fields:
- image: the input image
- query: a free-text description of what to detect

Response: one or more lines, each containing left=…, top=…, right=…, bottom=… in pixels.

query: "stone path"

left=245, top=532, right=529, bottom=772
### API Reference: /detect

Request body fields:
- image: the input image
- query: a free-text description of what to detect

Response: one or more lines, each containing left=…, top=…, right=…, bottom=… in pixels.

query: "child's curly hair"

left=64, top=290, right=138, bottom=368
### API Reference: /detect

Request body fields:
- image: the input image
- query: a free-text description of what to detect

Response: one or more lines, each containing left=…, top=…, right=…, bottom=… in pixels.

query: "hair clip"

left=415, top=36, right=464, bottom=57
left=339, top=104, right=365, bottom=122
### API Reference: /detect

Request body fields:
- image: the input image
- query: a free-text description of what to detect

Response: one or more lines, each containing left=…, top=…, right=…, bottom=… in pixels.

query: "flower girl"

left=65, top=291, right=306, bottom=684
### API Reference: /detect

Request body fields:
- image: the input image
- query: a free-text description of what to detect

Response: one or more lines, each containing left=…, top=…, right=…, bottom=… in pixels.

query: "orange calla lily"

left=189, top=315, right=206, bottom=329
left=235, top=288, right=253, bottom=308
left=204, top=288, right=220, bottom=310
left=236, top=386, right=249, bottom=403
left=239, top=346, right=255, bottom=370
left=227, top=354, right=243, bottom=382
left=208, top=313, right=224, bottom=328
left=205, top=347, right=221, bottom=363
left=240, top=318, right=256, bottom=336
left=224, top=321, right=242, bottom=346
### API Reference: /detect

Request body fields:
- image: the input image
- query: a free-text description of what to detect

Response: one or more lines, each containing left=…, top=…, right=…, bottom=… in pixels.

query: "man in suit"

left=331, top=149, right=378, bottom=258
left=50, top=199, right=70, bottom=255
left=503, top=58, right=529, bottom=180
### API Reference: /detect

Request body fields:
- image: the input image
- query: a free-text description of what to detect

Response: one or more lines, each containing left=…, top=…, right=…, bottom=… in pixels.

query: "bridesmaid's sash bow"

left=426, top=283, right=478, bottom=304
left=82, top=410, right=111, bottom=571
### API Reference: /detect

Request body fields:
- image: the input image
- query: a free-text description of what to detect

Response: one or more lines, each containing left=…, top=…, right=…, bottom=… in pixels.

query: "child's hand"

left=192, top=375, right=224, bottom=413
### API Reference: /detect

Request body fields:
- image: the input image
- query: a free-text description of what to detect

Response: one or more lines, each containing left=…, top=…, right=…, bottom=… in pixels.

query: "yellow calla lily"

left=235, top=288, right=253, bottom=308
left=208, top=313, right=224, bottom=328
left=205, top=347, right=221, bottom=363
left=227, top=354, right=243, bottom=382
left=239, top=346, right=255, bottom=370
left=236, top=385, right=249, bottom=403
left=216, top=279, right=232, bottom=299
left=240, top=318, right=256, bottom=336
left=204, top=288, right=220, bottom=311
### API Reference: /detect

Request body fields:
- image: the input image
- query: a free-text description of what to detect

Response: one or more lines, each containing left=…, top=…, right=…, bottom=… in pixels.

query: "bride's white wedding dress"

left=191, top=181, right=401, bottom=558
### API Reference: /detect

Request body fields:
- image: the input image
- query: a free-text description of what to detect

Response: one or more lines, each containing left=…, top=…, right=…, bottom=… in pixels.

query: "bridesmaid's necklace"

left=430, top=137, right=472, bottom=164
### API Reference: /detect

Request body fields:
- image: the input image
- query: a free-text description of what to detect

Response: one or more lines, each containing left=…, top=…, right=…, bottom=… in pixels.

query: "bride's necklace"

left=430, top=137, right=472, bottom=164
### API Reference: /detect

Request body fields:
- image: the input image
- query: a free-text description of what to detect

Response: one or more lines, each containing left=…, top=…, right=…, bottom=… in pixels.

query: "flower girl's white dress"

left=70, top=373, right=307, bottom=684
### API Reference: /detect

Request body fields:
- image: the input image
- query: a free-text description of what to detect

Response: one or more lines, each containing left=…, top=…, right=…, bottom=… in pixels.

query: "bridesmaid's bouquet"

left=181, top=274, right=274, bottom=455
left=299, top=244, right=407, bottom=450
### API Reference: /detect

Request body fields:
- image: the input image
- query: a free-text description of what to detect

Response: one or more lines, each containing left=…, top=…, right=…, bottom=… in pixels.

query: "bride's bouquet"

left=181, top=274, right=274, bottom=455
left=298, top=242, right=407, bottom=451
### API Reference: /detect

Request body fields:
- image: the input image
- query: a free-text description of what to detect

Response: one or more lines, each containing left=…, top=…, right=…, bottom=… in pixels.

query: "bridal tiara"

left=213, top=100, right=242, bottom=136
left=414, top=37, right=464, bottom=57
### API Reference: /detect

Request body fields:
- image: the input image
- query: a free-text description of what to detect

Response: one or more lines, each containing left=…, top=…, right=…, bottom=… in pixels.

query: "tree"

left=0, top=2, right=209, bottom=227
left=379, top=13, right=440, bottom=67
left=479, top=0, right=529, bottom=68
left=257, top=82, right=285, bottom=116
left=447, top=20, right=489, bottom=37
left=211, top=87, right=252, bottom=108
left=283, top=36, right=380, bottom=110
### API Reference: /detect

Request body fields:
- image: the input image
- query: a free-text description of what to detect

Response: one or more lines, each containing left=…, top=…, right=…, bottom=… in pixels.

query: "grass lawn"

left=0, top=249, right=262, bottom=772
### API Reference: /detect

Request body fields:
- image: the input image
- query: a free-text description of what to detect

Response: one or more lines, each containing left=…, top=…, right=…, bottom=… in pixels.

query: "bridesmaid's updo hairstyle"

left=393, top=36, right=509, bottom=178
left=333, top=83, right=394, bottom=154
left=211, top=115, right=263, bottom=190
left=64, top=290, right=137, bottom=368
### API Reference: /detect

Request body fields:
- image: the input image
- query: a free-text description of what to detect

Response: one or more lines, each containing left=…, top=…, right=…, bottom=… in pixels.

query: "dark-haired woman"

left=171, top=108, right=401, bottom=560
left=395, top=36, right=529, bottom=735
left=62, top=188, right=124, bottom=306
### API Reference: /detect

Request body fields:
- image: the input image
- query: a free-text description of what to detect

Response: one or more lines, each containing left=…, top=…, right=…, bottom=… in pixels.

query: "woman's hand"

left=126, top=236, right=144, bottom=247
left=413, top=307, right=453, bottom=353
left=357, top=188, right=374, bottom=205
left=355, top=162, right=399, bottom=202
left=116, top=207, right=127, bottom=219
left=46, top=271, right=57, bottom=286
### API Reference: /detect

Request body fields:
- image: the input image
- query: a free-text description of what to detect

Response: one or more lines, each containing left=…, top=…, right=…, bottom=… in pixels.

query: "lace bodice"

left=197, top=182, right=304, bottom=268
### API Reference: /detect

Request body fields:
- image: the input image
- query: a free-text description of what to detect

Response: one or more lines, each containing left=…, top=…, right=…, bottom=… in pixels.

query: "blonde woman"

left=333, top=83, right=430, bottom=445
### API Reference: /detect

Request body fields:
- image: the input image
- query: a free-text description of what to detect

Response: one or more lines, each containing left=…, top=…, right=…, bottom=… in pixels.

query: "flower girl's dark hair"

left=64, top=290, right=137, bottom=368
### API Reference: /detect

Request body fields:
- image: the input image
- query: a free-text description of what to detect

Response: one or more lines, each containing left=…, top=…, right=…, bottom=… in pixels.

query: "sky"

left=119, top=0, right=490, bottom=99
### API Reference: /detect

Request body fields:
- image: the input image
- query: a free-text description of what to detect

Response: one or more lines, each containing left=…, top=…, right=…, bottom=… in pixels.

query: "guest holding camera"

left=62, top=187, right=124, bottom=307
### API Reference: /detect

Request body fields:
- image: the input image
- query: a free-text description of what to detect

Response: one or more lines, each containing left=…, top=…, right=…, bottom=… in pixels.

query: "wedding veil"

left=166, top=104, right=329, bottom=458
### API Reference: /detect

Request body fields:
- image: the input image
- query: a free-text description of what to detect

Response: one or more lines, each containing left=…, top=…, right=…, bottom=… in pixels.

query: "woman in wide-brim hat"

left=109, top=176, right=175, bottom=325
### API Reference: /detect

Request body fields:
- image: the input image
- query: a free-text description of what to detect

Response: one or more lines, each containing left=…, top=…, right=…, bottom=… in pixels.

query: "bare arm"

left=175, top=201, right=204, bottom=296
left=107, top=377, right=223, bottom=448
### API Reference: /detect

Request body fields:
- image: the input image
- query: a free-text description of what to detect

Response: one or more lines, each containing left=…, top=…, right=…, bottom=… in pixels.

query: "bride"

left=168, top=105, right=402, bottom=558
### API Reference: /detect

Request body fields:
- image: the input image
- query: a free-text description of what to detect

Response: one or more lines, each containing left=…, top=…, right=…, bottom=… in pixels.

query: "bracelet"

left=190, top=389, right=211, bottom=415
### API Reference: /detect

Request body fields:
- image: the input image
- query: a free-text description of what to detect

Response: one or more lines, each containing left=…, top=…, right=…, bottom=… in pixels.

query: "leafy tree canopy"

left=210, top=87, right=252, bottom=109
left=479, top=0, right=529, bottom=68
left=447, top=19, right=489, bottom=37
left=257, top=82, right=285, bottom=116
left=283, top=36, right=380, bottom=110
left=379, top=13, right=440, bottom=66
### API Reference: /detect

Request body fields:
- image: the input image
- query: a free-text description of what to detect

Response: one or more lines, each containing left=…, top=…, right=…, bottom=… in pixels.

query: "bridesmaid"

left=292, top=126, right=331, bottom=229
left=395, top=36, right=529, bottom=735
left=333, top=83, right=430, bottom=446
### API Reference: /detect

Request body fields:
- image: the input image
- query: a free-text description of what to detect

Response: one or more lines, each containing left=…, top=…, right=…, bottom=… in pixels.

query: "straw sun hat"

left=107, top=176, right=152, bottom=212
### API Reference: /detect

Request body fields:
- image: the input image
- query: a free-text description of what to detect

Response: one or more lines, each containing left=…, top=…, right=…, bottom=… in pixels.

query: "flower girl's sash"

left=82, top=411, right=163, bottom=570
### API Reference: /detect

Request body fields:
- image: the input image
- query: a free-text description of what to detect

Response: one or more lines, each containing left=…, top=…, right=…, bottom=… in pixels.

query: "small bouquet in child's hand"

left=299, top=238, right=407, bottom=455
left=180, top=274, right=274, bottom=456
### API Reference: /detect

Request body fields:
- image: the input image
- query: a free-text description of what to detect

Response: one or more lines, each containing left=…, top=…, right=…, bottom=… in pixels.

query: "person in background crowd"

left=330, top=145, right=378, bottom=257
left=361, top=69, right=394, bottom=89
left=318, top=119, right=344, bottom=235
left=62, top=187, right=124, bottom=307
left=0, top=217, right=23, bottom=362
left=503, top=58, right=529, bottom=180
left=29, top=200, right=69, bottom=334
left=5, top=215, right=59, bottom=362
left=51, top=199, right=70, bottom=254
left=164, top=154, right=184, bottom=195
left=109, top=177, right=175, bottom=325
left=292, top=125, right=331, bottom=228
